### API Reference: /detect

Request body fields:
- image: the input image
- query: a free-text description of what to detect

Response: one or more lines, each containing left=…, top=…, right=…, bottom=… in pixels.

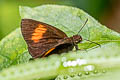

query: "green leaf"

left=0, top=5, right=120, bottom=80
left=0, top=43, right=120, bottom=80
left=0, top=28, right=31, bottom=70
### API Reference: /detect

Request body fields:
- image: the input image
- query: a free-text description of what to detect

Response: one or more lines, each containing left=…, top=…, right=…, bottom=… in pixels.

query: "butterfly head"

left=72, top=35, right=82, bottom=44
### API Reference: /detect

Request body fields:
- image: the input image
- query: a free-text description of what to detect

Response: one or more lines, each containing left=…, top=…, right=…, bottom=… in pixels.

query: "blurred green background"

left=0, top=0, right=120, bottom=40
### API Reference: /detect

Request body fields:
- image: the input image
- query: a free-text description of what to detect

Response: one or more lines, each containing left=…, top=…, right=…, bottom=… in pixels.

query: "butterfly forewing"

left=21, top=19, right=68, bottom=58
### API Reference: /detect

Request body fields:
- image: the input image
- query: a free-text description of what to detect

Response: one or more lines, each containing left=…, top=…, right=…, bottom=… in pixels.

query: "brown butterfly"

left=21, top=19, right=89, bottom=59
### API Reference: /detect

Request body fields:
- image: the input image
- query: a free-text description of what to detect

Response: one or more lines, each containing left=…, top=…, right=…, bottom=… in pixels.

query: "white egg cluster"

left=63, top=58, right=87, bottom=67
left=63, top=58, right=95, bottom=71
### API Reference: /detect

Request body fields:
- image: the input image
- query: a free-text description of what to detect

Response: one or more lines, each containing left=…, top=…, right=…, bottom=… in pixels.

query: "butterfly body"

left=21, top=19, right=82, bottom=59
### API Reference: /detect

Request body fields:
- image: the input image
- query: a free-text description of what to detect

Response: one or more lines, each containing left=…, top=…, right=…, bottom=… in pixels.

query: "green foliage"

left=0, top=5, right=120, bottom=80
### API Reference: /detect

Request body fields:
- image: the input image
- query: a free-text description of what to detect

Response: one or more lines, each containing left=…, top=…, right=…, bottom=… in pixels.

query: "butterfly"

left=21, top=19, right=88, bottom=59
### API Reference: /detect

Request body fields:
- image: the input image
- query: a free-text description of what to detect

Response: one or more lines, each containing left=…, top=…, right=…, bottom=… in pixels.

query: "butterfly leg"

left=75, top=44, right=79, bottom=50
left=74, top=44, right=88, bottom=52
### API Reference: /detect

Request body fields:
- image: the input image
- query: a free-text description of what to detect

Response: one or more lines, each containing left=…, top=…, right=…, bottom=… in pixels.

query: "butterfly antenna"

left=84, top=39, right=101, bottom=47
left=77, top=19, right=88, bottom=34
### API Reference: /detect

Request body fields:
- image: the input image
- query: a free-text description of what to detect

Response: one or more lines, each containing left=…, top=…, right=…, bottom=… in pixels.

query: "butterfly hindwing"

left=21, top=19, right=68, bottom=58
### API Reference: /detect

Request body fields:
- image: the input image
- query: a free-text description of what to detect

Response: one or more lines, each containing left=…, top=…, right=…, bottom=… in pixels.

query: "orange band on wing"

left=31, top=24, right=47, bottom=43
left=42, top=48, right=55, bottom=57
